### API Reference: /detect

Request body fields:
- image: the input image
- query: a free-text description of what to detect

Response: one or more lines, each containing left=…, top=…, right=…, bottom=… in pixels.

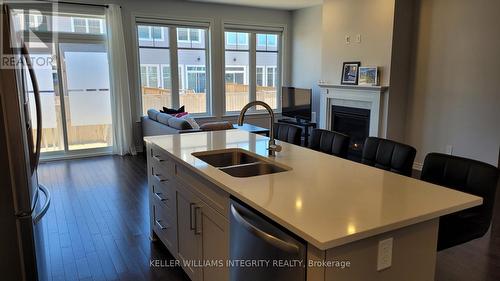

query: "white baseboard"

left=413, top=161, right=423, bottom=171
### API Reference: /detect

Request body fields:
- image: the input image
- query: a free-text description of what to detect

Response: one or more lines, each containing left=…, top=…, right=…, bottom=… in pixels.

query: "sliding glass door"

left=19, top=10, right=113, bottom=159
left=26, top=47, right=65, bottom=153
left=59, top=43, right=112, bottom=151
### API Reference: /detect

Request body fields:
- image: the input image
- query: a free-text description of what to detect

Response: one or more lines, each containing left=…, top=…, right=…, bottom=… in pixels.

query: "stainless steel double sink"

left=192, top=149, right=290, bottom=178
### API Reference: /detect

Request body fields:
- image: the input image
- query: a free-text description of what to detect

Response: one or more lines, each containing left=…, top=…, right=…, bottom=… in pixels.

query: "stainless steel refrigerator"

left=0, top=4, right=50, bottom=281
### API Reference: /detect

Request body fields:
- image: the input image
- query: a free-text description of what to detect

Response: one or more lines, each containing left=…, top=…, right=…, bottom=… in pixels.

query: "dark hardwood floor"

left=38, top=155, right=189, bottom=281
left=38, top=155, right=499, bottom=281
left=435, top=186, right=500, bottom=281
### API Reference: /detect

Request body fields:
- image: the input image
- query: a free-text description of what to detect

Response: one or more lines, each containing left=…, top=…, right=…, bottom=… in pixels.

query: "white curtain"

left=106, top=4, right=136, bottom=155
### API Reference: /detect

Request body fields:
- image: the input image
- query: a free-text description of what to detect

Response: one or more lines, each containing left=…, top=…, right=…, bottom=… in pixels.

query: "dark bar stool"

left=361, top=137, right=416, bottom=176
left=273, top=123, right=303, bottom=146
left=308, top=129, right=350, bottom=158
left=421, top=153, right=499, bottom=251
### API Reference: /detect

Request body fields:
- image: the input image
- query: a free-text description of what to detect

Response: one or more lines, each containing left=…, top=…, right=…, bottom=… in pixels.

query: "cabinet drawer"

left=150, top=176, right=176, bottom=214
left=150, top=163, right=173, bottom=185
left=175, top=164, right=229, bottom=218
left=149, top=144, right=175, bottom=175
left=152, top=203, right=177, bottom=254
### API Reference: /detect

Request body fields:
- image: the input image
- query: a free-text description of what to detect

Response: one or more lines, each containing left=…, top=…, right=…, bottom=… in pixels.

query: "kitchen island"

left=144, top=130, right=481, bottom=281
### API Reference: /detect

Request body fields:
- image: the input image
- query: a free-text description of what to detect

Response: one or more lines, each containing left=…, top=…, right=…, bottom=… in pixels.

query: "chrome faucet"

left=238, top=101, right=282, bottom=156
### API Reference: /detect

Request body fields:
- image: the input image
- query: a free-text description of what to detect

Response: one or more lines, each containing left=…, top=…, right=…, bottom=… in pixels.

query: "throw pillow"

left=200, top=121, right=233, bottom=131
left=161, top=105, right=185, bottom=114
left=180, top=114, right=200, bottom=130
left=172, top=112, right=189, bottom=118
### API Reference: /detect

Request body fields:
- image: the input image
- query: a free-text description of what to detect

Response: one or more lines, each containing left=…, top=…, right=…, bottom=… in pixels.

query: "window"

left=88, top=19, right=102, bottom=34
left=267, top=66, right=276, bottom=87
left=256, top=33, right=279, bottom=110
left=237, top=33, right=248, bottom=45
left=225, top=67, right=246, bottom=84
left=14, top=10, right=114, bottom=158
left=72, top=18, right=86, bottom=33
left=225, top=30, right=281, bottom=112
left=226, top=32, right=237, bottom=45
left=138, top=26, right=149, bottom=39
left=140, top=65, right=160, bottom=88
left=177, top=28, right=201, bottom=43
left=26, top=14, right=46, bottom=31
left=178, top=27, right=208, bottom=113
left=137, top=24, right=209, bottom=115
left=13, top=11, right=108, bottom=34
left=257, top=34, right=266, bottom=47
left=186, top=66, right=206, bottom=93
left=71, top=17, right=104, bottom=34
left=178, top=65, right=184, bottom=90
left=162, top=65, right=172, bottom=89
left=256, top=67, right=264, bottom=86
left=225, top=32, right=249, bottom=50
left=138, top=25, right=172, bottom=113
left=177, top=28, right=189, bottom=41
left=225, top=31, right=250, bottom=112
left=137, top=25, right=164, bottom=41
left=190, top=29, right=200, bottom=42
left=256, top=34, right=278, bottom=51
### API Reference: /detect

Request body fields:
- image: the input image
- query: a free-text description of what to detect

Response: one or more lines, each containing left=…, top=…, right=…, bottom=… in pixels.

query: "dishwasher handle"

left=230, top=204, right=299, bottom=254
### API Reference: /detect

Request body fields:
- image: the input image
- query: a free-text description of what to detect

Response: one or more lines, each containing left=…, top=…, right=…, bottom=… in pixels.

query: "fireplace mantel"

left=319, top=84, right=388, bottom=92
left=318, top=84, right=389, bottom=138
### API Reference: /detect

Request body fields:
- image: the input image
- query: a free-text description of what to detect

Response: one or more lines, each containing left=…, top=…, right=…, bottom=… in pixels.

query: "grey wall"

left=291, top=5, right=323, bottom=123
left=386, top=0, right=416, bottom=141
left=320, top=0, right=395, bottom=86
left=406, top=0, right=500, bottom=166
left=313, top=0, right=414, bottom=141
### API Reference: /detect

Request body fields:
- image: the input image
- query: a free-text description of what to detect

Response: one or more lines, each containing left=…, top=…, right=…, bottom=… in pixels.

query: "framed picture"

left=358, top=67, right=379, bottom=86
left=341, top=62, right=361, bottom=85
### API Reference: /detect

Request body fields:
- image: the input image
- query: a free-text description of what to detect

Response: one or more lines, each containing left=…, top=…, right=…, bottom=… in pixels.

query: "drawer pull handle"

left=153, top=174, right=167, bottom=182
left=189, top=203, right=196, bottom=231
left=152, top=155, right=164, bottom=162
left=154, top=192, right=168, bottom=201
left=155, top=219, right=168, bottom=230
left=194, top=206, right=202, bottom=235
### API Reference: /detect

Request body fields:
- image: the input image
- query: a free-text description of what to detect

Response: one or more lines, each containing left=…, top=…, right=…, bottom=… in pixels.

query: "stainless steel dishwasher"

left=230, top=199, right=307, bottom=281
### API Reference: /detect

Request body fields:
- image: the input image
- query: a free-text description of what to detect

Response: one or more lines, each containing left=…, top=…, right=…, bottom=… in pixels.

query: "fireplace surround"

left=331, top=105, right=370, bottom=161
left=319, top=84, right=388, bottom=139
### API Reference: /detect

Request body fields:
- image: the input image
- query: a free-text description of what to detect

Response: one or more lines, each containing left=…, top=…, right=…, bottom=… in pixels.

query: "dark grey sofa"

left=141, top=109, right=201, bottom=137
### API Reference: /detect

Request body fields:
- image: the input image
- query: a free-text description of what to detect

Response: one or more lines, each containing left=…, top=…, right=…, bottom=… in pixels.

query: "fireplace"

left=331, top=105, right=370, bottom=161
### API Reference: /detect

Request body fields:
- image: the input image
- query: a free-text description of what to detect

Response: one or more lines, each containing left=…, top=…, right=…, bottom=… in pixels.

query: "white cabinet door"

left=176, top=186, right=202, bottom=281
left=177, top=185, right=230, bottom=281
left=199, top=202, right=229, bottom=281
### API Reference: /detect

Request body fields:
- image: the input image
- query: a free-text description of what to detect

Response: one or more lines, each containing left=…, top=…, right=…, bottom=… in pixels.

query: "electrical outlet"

left=356, top=34, right=361, bottom=43
left=377, top=238, right=393, bottom=271
left=345, top=35, right=351, bottom=44
left=445, top=145, right=453, bottom=155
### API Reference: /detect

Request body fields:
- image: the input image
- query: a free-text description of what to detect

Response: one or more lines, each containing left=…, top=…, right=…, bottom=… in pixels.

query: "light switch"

left=377, top=238, right=393, bottom=271
left=345, top=35, right=351, bottom=44
left=445, top=145, right=453, bottom=155
left=356, top=34, right=361, bottom=43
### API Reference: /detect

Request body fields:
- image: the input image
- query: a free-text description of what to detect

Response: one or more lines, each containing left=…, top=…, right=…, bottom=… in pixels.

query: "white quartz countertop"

left=144, top=130, right=482, bottom=250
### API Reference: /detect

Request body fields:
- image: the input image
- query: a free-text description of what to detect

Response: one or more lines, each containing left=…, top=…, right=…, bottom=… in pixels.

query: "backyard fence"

left=36, top=84, right=277, bottom=153
left=142, top=84, right=277, bottom=114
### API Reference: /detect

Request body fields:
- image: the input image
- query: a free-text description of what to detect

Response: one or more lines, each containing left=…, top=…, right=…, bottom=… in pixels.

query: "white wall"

left=291, top=5, right=323, bottom=123
left=406, top=0, right=500, bottom=166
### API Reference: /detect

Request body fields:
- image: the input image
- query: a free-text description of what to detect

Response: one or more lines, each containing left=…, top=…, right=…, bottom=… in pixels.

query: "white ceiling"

left=188, top=0, right=323, bottom=10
